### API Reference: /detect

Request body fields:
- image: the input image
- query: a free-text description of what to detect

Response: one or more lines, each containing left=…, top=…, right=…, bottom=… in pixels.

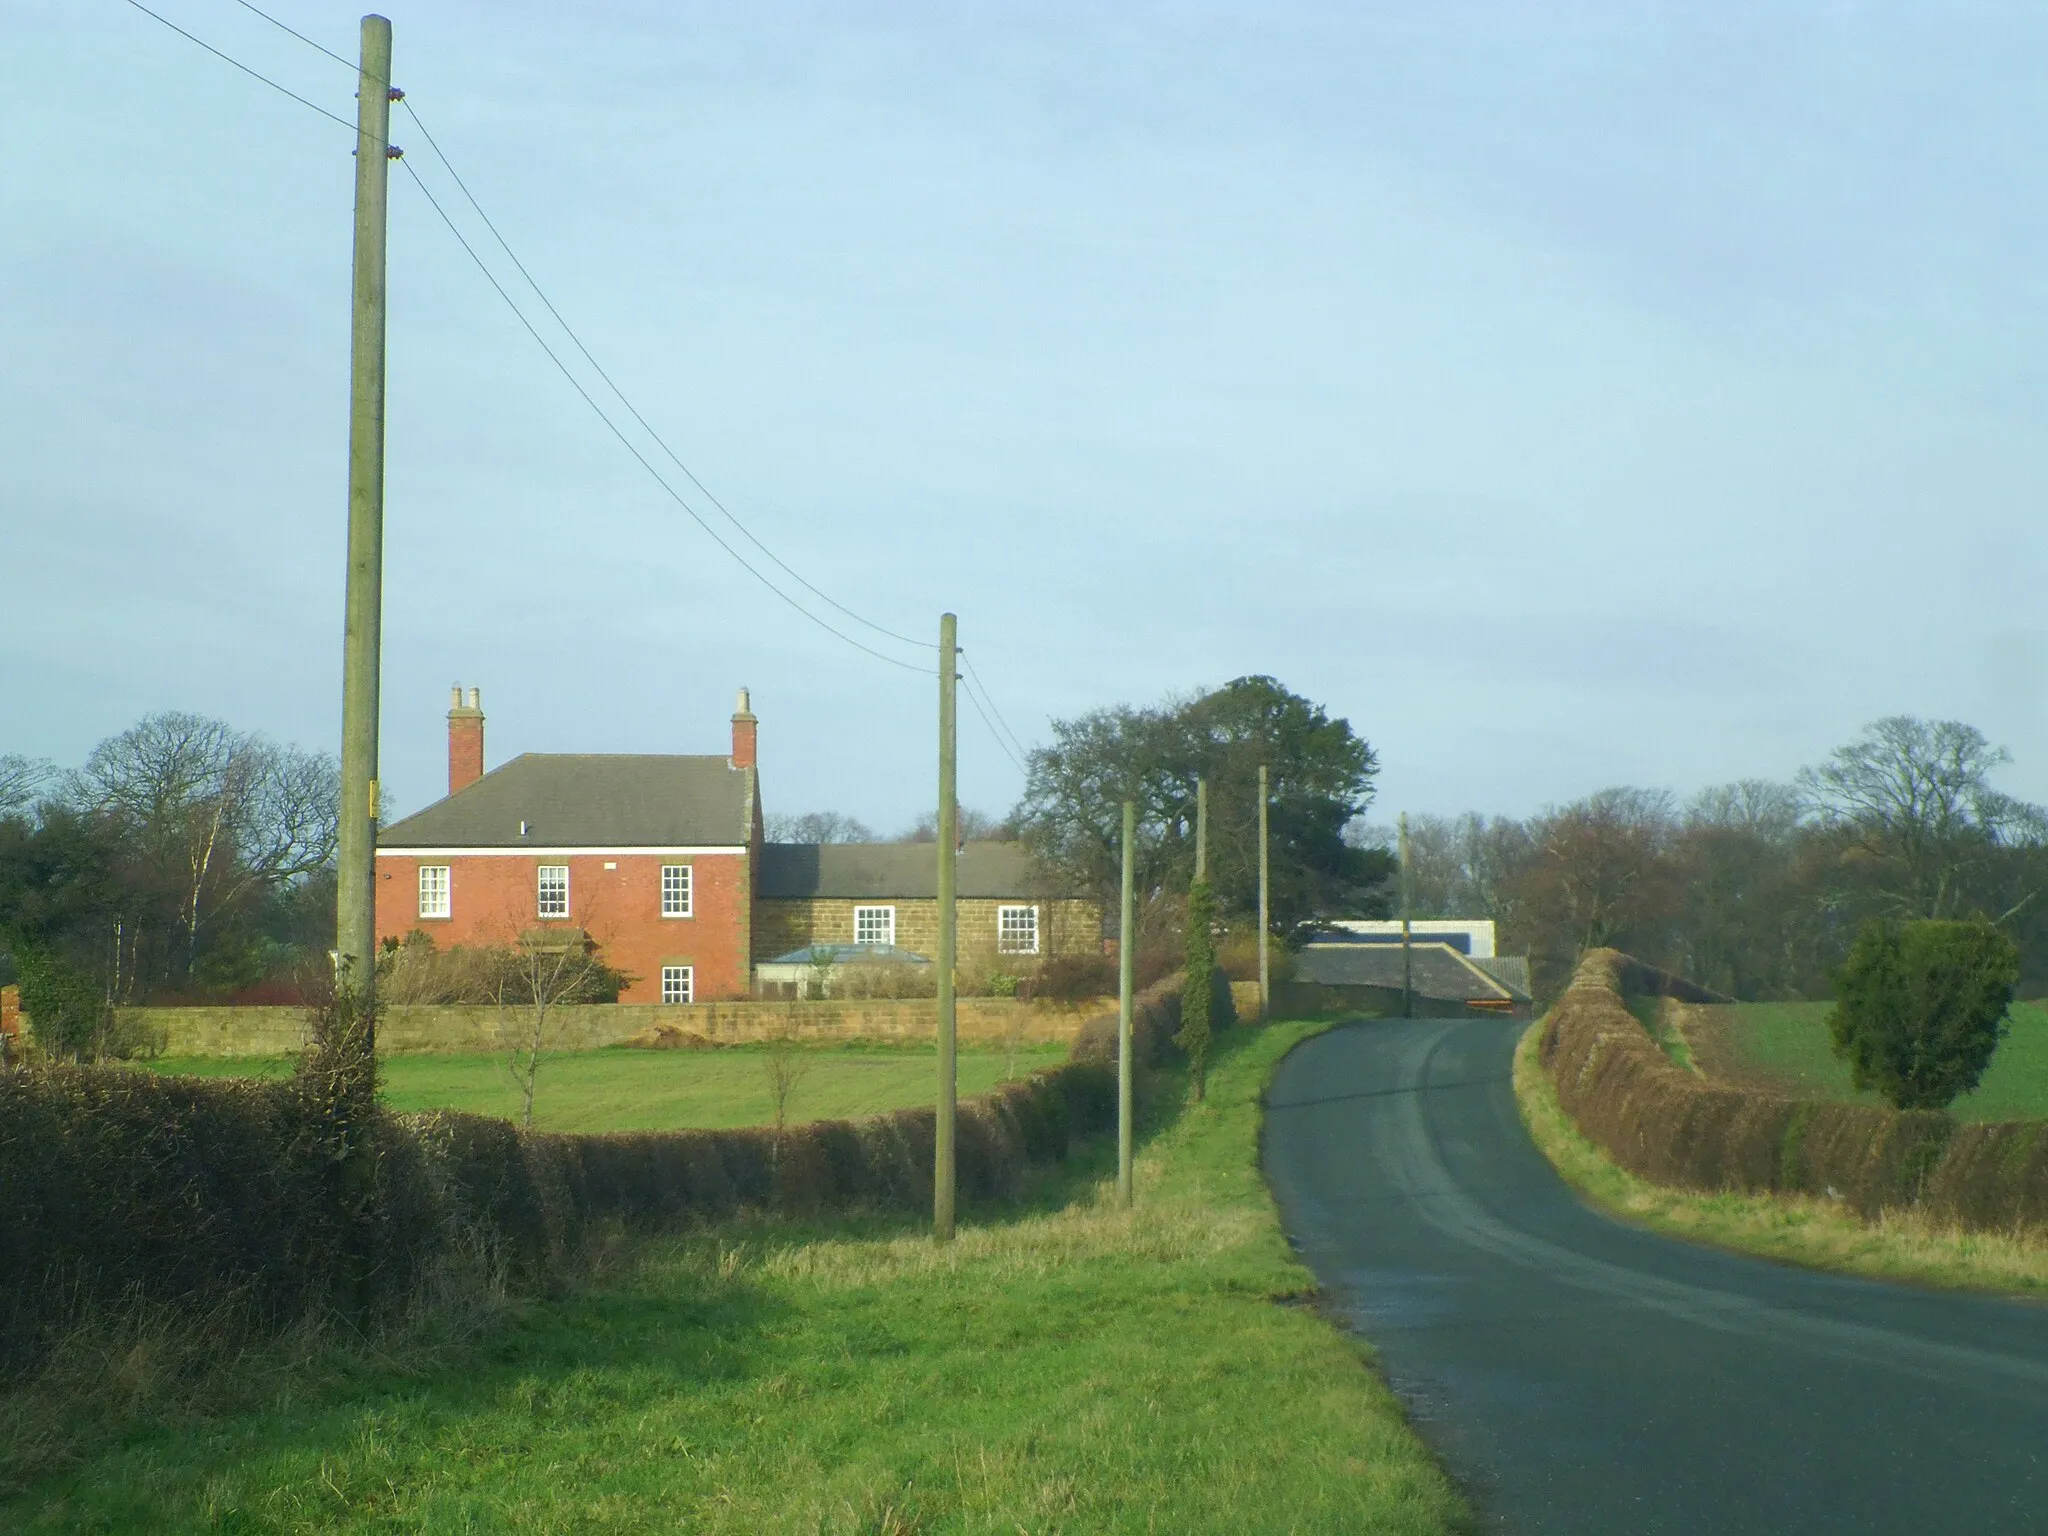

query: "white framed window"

left=537, top=865, right=570, bottom=919
left=418, top=865, right=451, bottom=920
left=998, top=904, right=1039, bottom=955
left=661, top=863, right=693, bottom=918
left=661, top=965, right=693, bottom=1004
left=854, top=905, right=895, bottom=947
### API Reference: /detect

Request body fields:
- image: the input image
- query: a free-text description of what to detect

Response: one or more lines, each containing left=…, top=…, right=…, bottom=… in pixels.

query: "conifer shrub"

left=1828, top=918, right=2021, bottom=1111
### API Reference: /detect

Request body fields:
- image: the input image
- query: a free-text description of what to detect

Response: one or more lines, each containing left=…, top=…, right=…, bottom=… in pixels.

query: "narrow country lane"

left=1262, top=1017, right=2048, bottom=1535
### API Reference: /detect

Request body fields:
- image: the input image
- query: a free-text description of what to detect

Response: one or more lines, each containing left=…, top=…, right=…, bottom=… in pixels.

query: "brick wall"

left=117, top=996, right=1113, bottom=1057
left=752, top=897, right=1102, bottom=965
left=375, top=850, right=752, bottom=1003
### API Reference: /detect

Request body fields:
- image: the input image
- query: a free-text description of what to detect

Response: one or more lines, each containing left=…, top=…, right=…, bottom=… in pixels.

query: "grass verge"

left=130, top=1042, right=1067, bottom=1133
left=1514, top=1019, right=2048, bottom=1299
left=6, top=1023, right=1470, bottom=1534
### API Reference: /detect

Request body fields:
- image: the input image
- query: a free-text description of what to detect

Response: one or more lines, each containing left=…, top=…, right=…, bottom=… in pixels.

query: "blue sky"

left=5, top=1, right=2045, bottom=830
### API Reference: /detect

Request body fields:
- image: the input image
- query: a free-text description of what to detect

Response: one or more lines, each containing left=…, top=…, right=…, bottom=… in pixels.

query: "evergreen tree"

left=1829, top=917, right=2020, bottom=1110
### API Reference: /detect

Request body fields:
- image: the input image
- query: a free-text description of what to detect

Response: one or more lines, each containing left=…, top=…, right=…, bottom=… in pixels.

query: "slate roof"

left=1293, top=941, right=1516, bottom=1004
left=759, top=944, right=932, bottom=967
left=378, top=754, right=752, bottom=849
left=757, top=841, right=1041, bottom=900
left=1470, top=955, right=1533, bottom=1001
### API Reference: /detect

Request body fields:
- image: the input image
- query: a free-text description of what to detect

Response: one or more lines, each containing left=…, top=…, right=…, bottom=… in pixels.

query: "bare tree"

left=1501, top=788, right=1682, bottom=997
left=1349, top=811, right=1537, bottom=929
left=765, top=810, right=875, bottom=844
left=1675, top=781, right=1826, bottom=999
left=1797, top=717, right=2047, bottom=921
left=0, top=755, right=50, bottom=822
left=764, top=1004, right=812, bottom=1137
left=496, top=928, right=622, bottom=1129
left=899, top=805, right=1015, bottom=843
left=64, top=713, right=339, bottom=981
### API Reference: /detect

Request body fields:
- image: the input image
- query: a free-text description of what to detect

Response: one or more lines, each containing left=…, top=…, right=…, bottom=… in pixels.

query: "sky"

left=5, top=1, right=2047, bottom=832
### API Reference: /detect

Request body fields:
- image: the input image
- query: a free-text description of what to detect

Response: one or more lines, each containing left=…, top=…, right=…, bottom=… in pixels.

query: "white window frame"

left=853, top=905, right=895, bottom=947
left=997, top=904, right=1039, bottom=955
left=661, top=863, right=693, bottom=918
left=661, top=964, right=693, bottom=1004
left=417, top=864, right=451, bottom=920
left=537, top=864, right=570, bottom=919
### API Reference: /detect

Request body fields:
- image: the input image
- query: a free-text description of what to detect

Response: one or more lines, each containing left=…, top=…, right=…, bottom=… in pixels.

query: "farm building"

left=374, top=688, right=1098, bottom=1004
left=1284, top=939, right=1533, bottom=1017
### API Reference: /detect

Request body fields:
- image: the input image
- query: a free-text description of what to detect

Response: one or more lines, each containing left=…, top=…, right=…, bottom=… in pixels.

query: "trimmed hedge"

left=1071, top=974, right=1212, bottom=1069
left=0, top=1055, right=1115, bottom=1378
left=1540, top=949, right=2048, bottom=1232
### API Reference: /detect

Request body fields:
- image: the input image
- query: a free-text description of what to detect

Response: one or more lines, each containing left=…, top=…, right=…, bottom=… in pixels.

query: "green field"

left=11, top=1024, right=1469, bottom=1534
left=1688, top=1000, right=2048, bottom=1122
left=137, top=1043, right=1068, bottom=1133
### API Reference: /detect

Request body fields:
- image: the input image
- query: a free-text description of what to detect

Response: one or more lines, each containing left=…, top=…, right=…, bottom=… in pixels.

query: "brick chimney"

left=730, top=687, right=758, bottom=769
left=448, top=685, right=485, bottom=795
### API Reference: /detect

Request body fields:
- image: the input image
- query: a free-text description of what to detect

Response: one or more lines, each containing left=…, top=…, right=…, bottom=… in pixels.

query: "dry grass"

left=1515, top=1018, right=2048, bottom=1298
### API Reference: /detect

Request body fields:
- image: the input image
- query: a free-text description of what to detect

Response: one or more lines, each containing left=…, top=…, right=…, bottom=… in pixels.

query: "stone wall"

left=118, top=995, right=1117, bottom=1058
left=751, top=897, right=1102, bottom=966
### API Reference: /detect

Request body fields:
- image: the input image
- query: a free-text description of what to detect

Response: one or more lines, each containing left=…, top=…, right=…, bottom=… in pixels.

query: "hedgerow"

left=0, top=1024, right=1138, bottom=1379
left=1540, top=949, right=2048, bottom=1232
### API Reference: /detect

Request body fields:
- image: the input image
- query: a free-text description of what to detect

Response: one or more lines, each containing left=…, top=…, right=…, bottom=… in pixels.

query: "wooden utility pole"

left=334, top=13, right=395, bottom=1026
left=1257, top=764, right=1270, bottom=1022
left=1117, top=798, right=1136, bottom=1207
left=1399, top=811, right=1413, bottom=1019
left=934, top=612, right=959, bottom=1241
left=1194, top=776, right=1208, bottom=882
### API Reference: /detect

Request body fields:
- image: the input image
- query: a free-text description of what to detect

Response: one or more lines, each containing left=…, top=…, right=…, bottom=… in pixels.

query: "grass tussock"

left=1515, top=1017, right=2048, bottom=1298
left=3, top=1023, right=1473, bottom=1535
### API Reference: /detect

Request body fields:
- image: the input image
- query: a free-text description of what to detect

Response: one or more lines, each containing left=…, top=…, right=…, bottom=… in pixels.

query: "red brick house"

left=375, top=689, right=1099, bottom=1004
left=375, top=688, right=762, bottom=1003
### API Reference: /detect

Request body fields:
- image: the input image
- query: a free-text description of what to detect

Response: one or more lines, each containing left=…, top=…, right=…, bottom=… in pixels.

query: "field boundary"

left=102, top=995, right=1120, bottom=1058
left=1514, top=1017, right=2048, bottom=1296
left=1521, top=949, right=2048, bottom=1293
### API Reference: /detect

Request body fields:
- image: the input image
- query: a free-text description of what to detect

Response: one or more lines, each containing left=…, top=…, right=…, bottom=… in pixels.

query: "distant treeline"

left=0, top=715, right=339, bottom=1033
left=1355, top=717, right=2048, bottom=1003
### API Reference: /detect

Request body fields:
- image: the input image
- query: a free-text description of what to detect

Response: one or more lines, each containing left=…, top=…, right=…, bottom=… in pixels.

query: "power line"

left=960, top=649, right=1033, bottom=766
left=396, top=100, right=935, bottom=656
left=227, top=0, right=933, bottom=658
left=961, top=676, right=1027, bottom=776
left=230, top=0, right=355, bottom=70
left=397, top=158, right=936, bottom=675
left=961, top=673, right=1027, bottom=776
left=123, top=2, right=939, bottom=677
left=117, top=0, right=359, bottom=132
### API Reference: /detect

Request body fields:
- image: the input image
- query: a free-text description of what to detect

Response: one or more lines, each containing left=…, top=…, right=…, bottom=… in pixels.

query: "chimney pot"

left=447, top=685, right=486, bottom=796
left=730, top=687, right=758, bottom=769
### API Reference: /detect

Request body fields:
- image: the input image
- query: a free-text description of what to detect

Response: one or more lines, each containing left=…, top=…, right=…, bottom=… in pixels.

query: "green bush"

left=1829, top=918, right=2021, bottom=1111
left=11, top=945, right=109, bottom=1062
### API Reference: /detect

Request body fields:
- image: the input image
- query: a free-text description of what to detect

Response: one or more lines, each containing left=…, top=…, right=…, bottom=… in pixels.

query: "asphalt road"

left=1262, top=1016, right=2048, bottom=1535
